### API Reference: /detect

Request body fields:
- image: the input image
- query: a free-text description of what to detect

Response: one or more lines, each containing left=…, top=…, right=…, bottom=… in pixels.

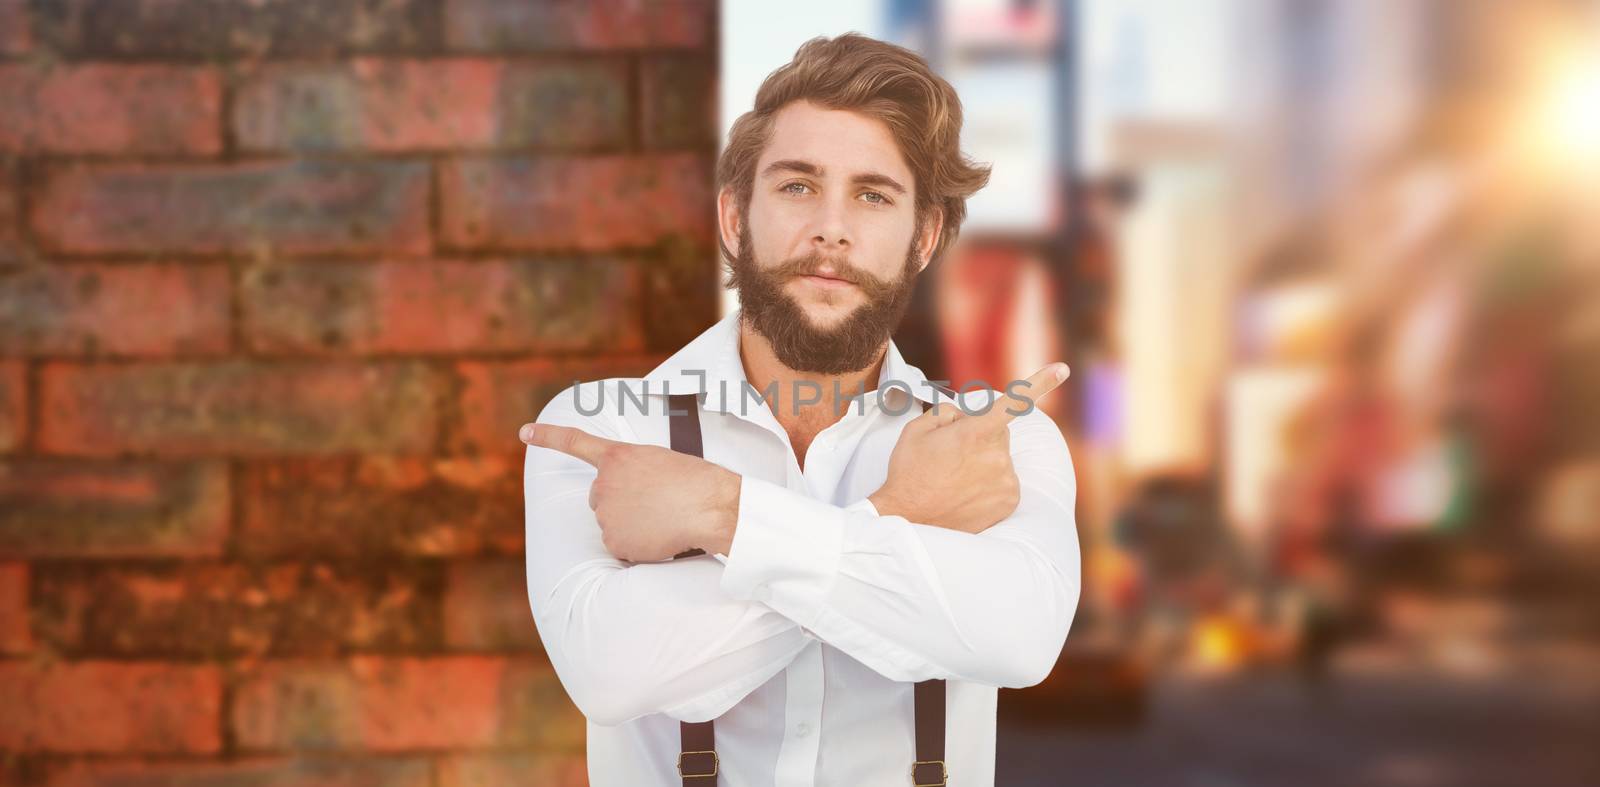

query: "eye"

left=780, top=181, right=811, bottom=195
left=861, top=191, right=891, bottom=205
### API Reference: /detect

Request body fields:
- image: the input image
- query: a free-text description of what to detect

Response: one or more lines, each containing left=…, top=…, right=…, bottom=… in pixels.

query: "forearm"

left=530, top=553, right=810, bottom=726
left=717, top=477, right=1079, bottom=688
left=714, top=413, right=1081, bottom=687
left=524, top=389, right=808, bottom=726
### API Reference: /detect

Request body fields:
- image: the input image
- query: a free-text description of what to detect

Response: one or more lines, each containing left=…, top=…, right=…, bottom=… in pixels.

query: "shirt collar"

left=640, top=307, right=948, bottom=414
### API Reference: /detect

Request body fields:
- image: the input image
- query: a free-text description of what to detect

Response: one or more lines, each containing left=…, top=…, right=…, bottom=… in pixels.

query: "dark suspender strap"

left=668, top=392, right=707, bottom=560
left=910, top=396, right=948, bottom=786
left=667, top=391, right=718, bottom=784
left=679, top=718, right=719, bottom=784
left=913, top=680, right=947, bottom=786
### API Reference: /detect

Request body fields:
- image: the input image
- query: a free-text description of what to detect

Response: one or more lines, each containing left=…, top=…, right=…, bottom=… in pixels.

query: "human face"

left=720, top=100, right=938, bottom=374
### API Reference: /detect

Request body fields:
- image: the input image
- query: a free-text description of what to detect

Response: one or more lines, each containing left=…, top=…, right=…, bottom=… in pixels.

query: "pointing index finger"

left=520, top=422, right=618, bottom=467
left=981, top=362, right=1070, bottom=425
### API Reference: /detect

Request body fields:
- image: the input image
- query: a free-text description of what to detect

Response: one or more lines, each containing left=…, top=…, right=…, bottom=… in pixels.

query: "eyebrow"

left=760, top=158, right=908, bottom=196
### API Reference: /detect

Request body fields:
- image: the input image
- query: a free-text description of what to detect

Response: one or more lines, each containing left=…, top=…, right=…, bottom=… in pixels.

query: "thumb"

left=902, top=399, right=959, bottom=435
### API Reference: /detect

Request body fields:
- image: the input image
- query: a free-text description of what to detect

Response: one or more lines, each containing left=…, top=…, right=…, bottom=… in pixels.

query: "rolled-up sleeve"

left=717, top=408, right=1081, bottom=688
left=525, top=382, right=811, bottom=726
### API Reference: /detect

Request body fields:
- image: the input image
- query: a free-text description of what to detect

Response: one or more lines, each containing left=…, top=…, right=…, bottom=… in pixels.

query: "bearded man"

left=519, top=32, right=1080, bottom=787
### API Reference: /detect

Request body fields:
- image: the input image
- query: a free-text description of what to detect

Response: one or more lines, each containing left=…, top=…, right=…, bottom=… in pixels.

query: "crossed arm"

left=524, top=383, right=1081, bottom=727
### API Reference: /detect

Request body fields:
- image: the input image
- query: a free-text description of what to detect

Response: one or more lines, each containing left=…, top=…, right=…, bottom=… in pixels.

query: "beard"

left=726, top=222, right=923, bottom=375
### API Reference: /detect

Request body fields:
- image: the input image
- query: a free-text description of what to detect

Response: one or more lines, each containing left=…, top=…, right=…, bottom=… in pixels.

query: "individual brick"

left=230, top=656, right=585, bottom=752
left=450, top=355, right=667, bottom=455
left=236, top=455, right=523, bottom=558
left=32, top=562, right=444, bottom=657
left=239, top=258, right=643, bottom=356
left=30, top=159, right=431, bottom=256
left=443, top=560, right=541, bottom=652
left=0, top=459, right=228, bottom=558
left=445, top=0, right=713, bottom=51
left=0, top=63, right=221, bottom=154
left=0, top=263, right=230, bottom=357
left=30, top=0, right=438, bottom=57
left=233, top=58, right=629, bottom=152
left=41, top=757, right=435, bottom=787
left=36, top=361, right=443, bottom=456
left=0, top=660, right=222, bottom=753
left=438, top=153, right=714, bottom=252
left=640, top=55, right=717, bottom=149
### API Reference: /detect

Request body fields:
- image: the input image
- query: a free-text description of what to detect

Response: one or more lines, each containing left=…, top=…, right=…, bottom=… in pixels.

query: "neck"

left=737, top=315, right=886, bottom=436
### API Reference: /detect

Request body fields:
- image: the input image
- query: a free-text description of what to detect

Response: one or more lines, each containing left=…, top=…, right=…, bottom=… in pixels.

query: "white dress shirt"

left=523, top=307, right=1081, bottom=786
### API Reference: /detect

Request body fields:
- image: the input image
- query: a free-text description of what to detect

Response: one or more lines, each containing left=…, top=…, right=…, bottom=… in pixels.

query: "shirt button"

left=795, top=722, right=812, bottom=737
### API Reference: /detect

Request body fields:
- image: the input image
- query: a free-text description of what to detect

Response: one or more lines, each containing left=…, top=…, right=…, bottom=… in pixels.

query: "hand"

left=520, top=422, right=742, bottom=562
left=869, top=363, right=1070, bottom=534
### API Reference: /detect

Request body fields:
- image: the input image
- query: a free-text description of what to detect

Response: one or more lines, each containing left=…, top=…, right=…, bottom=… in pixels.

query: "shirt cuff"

left=719, top=476, right=848, bottom=627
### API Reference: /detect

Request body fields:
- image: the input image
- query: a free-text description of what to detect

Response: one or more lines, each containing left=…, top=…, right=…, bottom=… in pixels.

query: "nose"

left=810, top=190, right=851, bottom=253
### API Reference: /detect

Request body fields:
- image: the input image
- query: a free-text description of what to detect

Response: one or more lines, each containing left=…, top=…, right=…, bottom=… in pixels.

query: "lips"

left=798, top=273, right=856, bottom=289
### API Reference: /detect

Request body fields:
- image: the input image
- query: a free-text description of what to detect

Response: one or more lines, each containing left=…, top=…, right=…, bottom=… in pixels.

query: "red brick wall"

left=0, top=1, right=719, bottom=784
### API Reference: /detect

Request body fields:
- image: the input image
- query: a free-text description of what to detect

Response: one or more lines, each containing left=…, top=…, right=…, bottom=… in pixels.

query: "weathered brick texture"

left=444, top=560, right=543, bottom=652
left=436, top=752, right=590, bottom=787
left=0, top=459, right=229, bottom=558
left=0, top=359, right=21, bottom=451
left=0, top=660, right=222, bottom=753
left=30, top=0, right=441, bottom=58
left=438, top=153, right=715, bottom=252
left=32, top=562, right=444, bottom=657
left=0, top=263, right=231, bottom=357
left=237, top=455, right=525, bottom=558
left=452, top=355, right=668, bottom=455
left=0, top=64, right=222, bottom=154
left=31, top=160, right=433, bottom=257
left=0, top=0, right=29, bottom=56
left=0, top=155, right=19, bottom=263
left=230, top=656, right=584, bottom=752
left=233, top=59, right=631, bottom=153
left=0, top=561, right=29, bottom=653
left=39, top=757, right=436, bottom=787
left=239, top=258, right=644, bottom=356
left=37, top=360, right=444, bottom=456
left=641, top=55, right=718, bottom=149
left=445, top=0, right=713, bottom=51
left=0, top=1, right=720, bottom=781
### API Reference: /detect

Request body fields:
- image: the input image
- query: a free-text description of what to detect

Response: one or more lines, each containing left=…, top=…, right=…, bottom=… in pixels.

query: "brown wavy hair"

left=716, top=32, right=992, bottom=272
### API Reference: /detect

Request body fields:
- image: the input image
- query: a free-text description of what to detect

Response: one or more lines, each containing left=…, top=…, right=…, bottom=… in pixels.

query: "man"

left=519, top=33, right=1079, bottom=787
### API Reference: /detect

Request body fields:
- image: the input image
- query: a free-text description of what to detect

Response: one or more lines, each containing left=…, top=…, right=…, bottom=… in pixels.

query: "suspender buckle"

left=911, top=759, right=947, bottom=786
left=678, top=750, right=719, bottom=778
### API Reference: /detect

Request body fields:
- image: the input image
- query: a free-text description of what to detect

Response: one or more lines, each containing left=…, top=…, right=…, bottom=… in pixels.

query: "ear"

left=914, top=206, right=945, bottom=274
left=717, top=185, right=742, bottom=262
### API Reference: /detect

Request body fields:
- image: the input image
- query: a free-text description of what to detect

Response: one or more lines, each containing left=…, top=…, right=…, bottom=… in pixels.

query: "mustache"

left=772, top=252, right=894, bottom=293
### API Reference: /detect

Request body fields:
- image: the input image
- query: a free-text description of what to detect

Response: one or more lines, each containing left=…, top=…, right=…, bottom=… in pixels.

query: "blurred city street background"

left=736, top=1, right=1600, bottom=785
left=0, top=0, right=1596, bottom=785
